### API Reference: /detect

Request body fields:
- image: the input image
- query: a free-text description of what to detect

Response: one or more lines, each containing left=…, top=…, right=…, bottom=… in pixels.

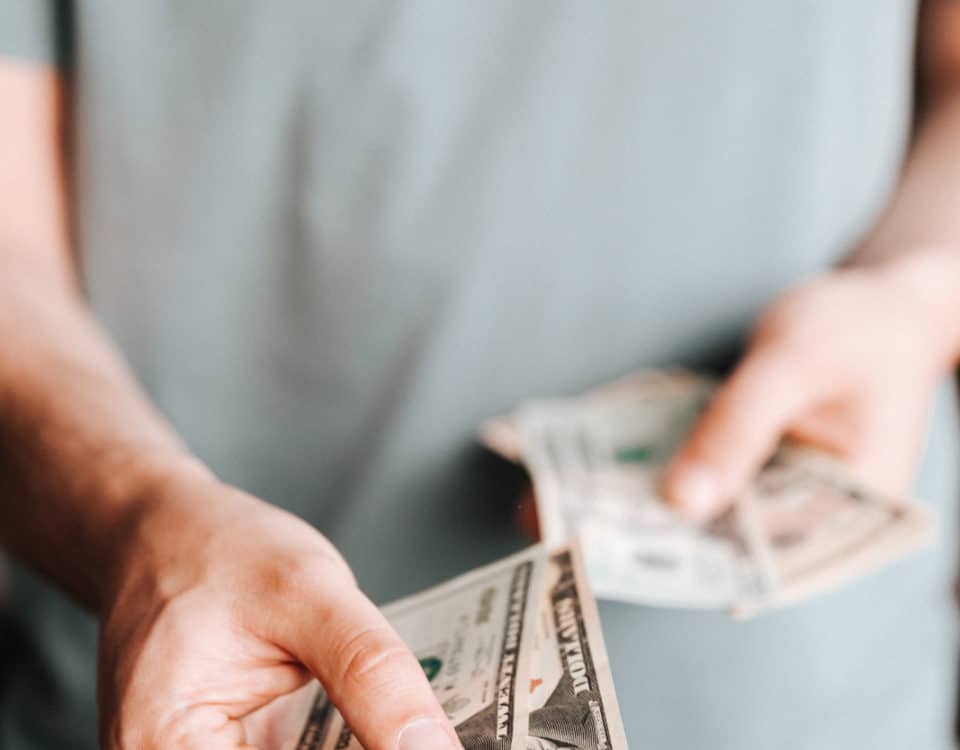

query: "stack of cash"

left=481, top=370, right=934, bottom=617
left=287, top=544, right=628, bottom=750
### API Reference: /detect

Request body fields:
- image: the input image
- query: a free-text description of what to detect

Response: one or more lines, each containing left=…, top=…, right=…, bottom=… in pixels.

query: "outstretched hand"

left=98, top=475, right=461, bottom=750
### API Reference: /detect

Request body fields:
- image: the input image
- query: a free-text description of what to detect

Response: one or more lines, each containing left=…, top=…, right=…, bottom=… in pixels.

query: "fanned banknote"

left=481, top=370, right=934, bottom=616
left=282, top=544, right=627, bottom=750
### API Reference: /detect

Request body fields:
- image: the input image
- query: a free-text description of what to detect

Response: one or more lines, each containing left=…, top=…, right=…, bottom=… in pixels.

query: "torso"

left=6, top=2, right=957, bottom=747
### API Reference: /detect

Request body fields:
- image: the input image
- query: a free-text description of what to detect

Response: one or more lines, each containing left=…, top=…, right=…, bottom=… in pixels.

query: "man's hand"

left=98, top=473, right=461, bottom=750
left=663, top=252, right=960, bottom=522
left=662, top=0, right=960, bottom=521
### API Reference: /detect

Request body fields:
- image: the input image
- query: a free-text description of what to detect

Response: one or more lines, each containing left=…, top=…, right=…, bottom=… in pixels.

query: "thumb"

left=663, top=349, right=812, bottom=521
left=282, top=579, right=462, bottom=750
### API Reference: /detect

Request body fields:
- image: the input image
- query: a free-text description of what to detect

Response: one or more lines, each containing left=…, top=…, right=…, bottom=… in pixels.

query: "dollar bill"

left=514, top=376, right=772, bottom=610
left=287, top=546, right=544, bottom=750
left=479, top=370, right=709, bottom=466
left=482, top=369, right=934, bottom=616
left=283, top=544, right=628, bottom=750
left=734, top=445, right=933, bottom=616
left=528, top=544, right=627, bottom=750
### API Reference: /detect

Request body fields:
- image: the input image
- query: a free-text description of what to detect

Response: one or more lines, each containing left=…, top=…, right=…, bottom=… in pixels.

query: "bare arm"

left=856, top=0, right=960, bottom=265
left=0, top=61, right=459, bottom=750
left=0, top=61, right=200, bottom=610
left=844, top=0, right=960, bottom=358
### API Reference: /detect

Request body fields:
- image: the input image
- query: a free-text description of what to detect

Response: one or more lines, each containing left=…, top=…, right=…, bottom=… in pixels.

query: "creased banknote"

left=284, top=544, right=627, bottom=750
left=481, top=370, right=934, bottom=617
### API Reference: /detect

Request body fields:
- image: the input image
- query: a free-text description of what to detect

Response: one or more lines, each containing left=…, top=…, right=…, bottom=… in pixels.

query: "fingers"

left=279, top=576, right=462, bottom=750
left=663, top=348, right=814, bottom=521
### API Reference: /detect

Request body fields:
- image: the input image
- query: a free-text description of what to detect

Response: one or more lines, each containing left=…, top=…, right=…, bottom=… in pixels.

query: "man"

left=2, top=1, right=960, bottom=748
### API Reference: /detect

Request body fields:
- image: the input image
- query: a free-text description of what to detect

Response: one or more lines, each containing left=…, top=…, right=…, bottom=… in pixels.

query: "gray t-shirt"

left=2, top=1, right=958, bottom=748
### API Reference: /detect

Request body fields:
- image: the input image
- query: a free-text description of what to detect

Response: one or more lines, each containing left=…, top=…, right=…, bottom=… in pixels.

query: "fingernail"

left=398, top=718, right=458, bottom=750
left=671, top=465, right=719, bottom=521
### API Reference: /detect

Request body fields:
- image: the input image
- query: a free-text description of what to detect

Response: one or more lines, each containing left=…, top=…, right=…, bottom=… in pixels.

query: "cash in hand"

left=480, top=370, right=934, bottom=618
left=285, top=543, right=628, bottom=750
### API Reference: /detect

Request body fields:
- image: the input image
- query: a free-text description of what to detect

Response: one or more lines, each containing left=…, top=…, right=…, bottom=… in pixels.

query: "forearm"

left=0, top=253, right=210, bottom=611
left=856, top=91, right=960, bottom=264
left=846, top=85, right=960, bottom=369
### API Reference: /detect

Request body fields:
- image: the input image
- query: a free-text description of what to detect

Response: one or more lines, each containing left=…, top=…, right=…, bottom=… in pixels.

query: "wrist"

left=94, top=451, right=219, bottom=614
left=855, top=244, right=960, bottom=372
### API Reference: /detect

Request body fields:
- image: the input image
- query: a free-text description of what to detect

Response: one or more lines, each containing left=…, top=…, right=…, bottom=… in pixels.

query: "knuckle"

left=333, top=625, right=418, bottom=689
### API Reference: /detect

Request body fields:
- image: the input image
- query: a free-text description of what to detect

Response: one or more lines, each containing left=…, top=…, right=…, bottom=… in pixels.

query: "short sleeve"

left=0, top=0, right=71, bottom=66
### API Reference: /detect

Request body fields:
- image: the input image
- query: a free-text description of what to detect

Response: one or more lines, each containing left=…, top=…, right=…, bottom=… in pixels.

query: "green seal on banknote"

left=419, top=656, right=443, bottom=682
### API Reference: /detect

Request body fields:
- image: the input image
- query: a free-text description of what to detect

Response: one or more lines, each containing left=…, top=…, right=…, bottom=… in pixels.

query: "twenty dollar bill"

left=285, top=544, right=627, bottom=750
